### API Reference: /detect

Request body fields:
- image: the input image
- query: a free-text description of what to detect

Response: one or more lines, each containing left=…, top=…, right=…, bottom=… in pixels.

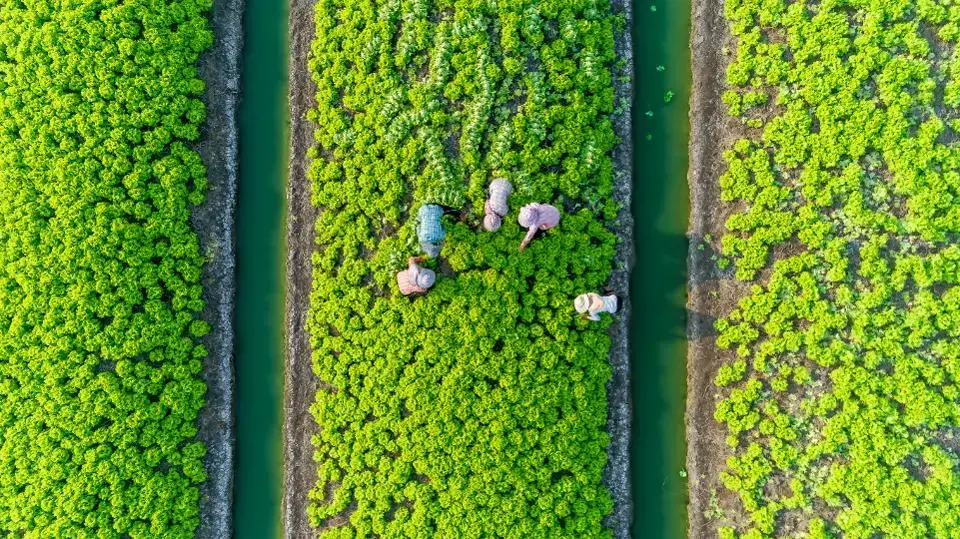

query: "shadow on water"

left=630, top=1, right=692, bottom=538
left=637, top=229, right=689, bottom=340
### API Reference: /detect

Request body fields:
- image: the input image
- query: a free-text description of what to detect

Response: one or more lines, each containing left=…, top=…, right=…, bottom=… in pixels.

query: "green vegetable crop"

left=0, top=1, right=212, bottom=536
left=714, top=0, right=960, bottom=536
left=307, top=0, right=621, bottom=536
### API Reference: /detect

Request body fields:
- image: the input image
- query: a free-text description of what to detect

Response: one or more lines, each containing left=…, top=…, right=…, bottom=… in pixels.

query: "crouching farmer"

left=417, top=204, right=446, bottom=258
left=483, top=178, right=512, bottom=232
left=575, top=293, right=618, bottom=321
left=397, top=257, right=436, bottom=296
left=518, top=203, right=560, bottom=251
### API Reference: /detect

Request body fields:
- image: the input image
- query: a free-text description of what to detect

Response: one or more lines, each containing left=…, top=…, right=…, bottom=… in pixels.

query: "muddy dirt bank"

left=686, top=0, right=753, bottom=536
left=283, top=0, right=320, bottom=537
left=605, top=0, right=634, bottom=536
left=193, top=0, right=243, bottom=537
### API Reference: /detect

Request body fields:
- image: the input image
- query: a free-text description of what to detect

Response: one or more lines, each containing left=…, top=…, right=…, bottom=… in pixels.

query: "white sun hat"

left=416, top=268, right=436, bottom=289
left=574, top=294, right=591, bottom=314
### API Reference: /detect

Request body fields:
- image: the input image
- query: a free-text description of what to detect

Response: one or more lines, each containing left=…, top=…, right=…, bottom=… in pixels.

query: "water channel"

left=234, top=0, right=288, bottom=535
left=630, top=1, right=691, bottom=537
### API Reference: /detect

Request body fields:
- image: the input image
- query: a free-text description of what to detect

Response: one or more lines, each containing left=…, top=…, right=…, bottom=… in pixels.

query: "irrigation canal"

left=630, top=1, right=691, bottom=537
left=234, top=0, right=288, bottom=535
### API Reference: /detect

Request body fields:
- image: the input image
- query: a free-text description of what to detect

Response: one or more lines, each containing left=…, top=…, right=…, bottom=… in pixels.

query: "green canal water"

left=630, top=1, right=691, bottom=538
left=234, top=0, right=288, bottom=536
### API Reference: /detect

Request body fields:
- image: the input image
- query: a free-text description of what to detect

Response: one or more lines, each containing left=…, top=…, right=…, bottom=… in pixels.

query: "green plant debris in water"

left=306, top=0, right=622, bottom=536
left=714, top=0, right=960, bottom=537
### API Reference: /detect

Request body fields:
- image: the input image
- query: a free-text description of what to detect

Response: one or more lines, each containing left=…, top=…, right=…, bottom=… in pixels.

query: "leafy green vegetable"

left=306, top=0, right=621, bottom=536
left=713, top=0, right=960, bottom=536
left=0, top=0, right=213, bottom=536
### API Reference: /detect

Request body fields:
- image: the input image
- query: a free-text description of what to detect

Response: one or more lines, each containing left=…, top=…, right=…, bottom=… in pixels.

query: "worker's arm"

left=519, top=226, right=538, bottom=252
left=406, top=258, right=421, bottom=276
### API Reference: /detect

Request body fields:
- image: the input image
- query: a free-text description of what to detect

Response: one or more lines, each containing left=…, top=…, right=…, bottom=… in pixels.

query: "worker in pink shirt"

left=517, top=203, right=560, bottom=252
left=396, top=257, right=436, bottom=296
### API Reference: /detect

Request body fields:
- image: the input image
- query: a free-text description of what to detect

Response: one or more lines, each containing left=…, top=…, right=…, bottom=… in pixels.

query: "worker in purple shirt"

left=517, top=203, right=560, bottom=252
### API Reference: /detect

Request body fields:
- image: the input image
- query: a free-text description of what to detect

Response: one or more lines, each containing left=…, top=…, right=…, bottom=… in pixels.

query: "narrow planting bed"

left=0, top=1, right=233, bottom=536
left=690, top=1, right=960, bottom=537
left=286, top=0, right=633, bottom=536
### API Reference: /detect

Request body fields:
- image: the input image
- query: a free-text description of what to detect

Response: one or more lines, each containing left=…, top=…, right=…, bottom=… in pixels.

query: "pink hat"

left=518, top=205, right=538, bottom=228
left=483, top=213, right=502, bottom=231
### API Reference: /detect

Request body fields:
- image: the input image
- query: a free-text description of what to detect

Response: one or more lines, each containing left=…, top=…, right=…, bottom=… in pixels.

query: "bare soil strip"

left=687, top=0, right=753, bottom=535
left=605, top=0, right=635, bottom=536
left=194, top=0, right=243, bottom=537
left=284, top=0, right=321, bottom=537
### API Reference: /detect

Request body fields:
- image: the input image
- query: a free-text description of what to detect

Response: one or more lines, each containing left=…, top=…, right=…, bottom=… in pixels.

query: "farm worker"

left=417, top=204, right=446, bottom=258
left=517, top=203, right=560, bottom=251
left=574, top=293, right=618, bottom=321
left=396, top=257, right=436, bottom=296
left=483, top=178, right=512, bottom=232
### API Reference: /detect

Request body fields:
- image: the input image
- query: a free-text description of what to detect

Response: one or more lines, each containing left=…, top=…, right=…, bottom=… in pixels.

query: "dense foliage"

left=0, top=1, right=212, bottom=535
left=713, top=0, right=960, bottom=537
left=307, top=0, right=622, bottom=536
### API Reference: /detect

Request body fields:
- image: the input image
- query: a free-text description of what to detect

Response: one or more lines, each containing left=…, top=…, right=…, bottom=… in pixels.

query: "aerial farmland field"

left=0, top=0, right=237, bottom=536
left=2, top=0, right=958, bottom=538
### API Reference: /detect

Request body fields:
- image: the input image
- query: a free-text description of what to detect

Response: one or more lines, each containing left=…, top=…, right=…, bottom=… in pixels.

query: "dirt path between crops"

left=282, top=1, right=634, bottom=536
left=194, top=0, right=242, bottom=537
left=283, top=0, right=321, bottom=537
left=687, top=0, right=756, bottom=535
left=605, top=0, right=634, bottom=536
